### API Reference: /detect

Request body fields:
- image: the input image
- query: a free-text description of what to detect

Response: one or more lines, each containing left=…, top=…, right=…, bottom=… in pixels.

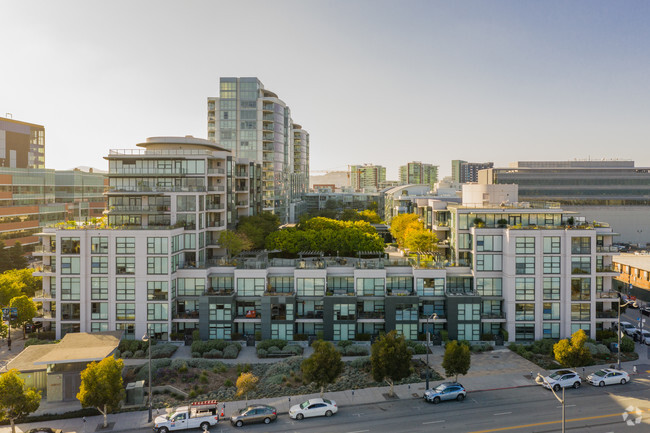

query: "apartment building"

left=0, top=116, right=45, bottom=169
left=399, top=162, right=438, bottom=188
left=349, top=164, right=386, bottom=191
left=207, top=77, right=309, bottom=224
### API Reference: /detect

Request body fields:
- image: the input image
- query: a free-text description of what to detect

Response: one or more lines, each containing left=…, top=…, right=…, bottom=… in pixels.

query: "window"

left=458, top=303, right=480, bottom=321
left=147, top=237, right=168, bottom=254
left=571, top=237, right=591, bottom=254
left=395, top=323, right=418, bottom=340
left=61, top=237, right=80, bottom=254
left=476, top=278, right=502, bottom=296
left=332, top=323, right=355, bottom=341
left=116, top=257, right=136, bottom=274
left=543, top=303, right=560, bottom=320
left=571, top=323, right=590, bottom=335
left=60, top=257, right=80, bottom=274
left=116, top=237, right=136, bottom=254
left=148, top=257, right=169, bottom=274
left=515, top=325, right=535, bottom=342
left=237, top=278, right=265, bottom=296
left=571, top=278, right=591, bottom=301
left=357, top=278, right=384, bottom=296
left=91, top=277, right=108, bottom=300
left=416, top=278, right=445, bottom=296
left=395, top=304, right=418, bottom=321
left=271, top=323, right=293, bottom=340
left=476, top=235, right=502, bottom=252
left=60, top=303, right=81, bottom=320
left=147, top=303, right=168, bottom=321
left=147, top=281, right=168, bottom=300
left=327, top=276, right=354, bottom=295
left=457, top=323, right=480, bottom=341
left=116, top=278, right=135, bottom=301
left=91, top=302, right=108, bottom=320
left=333, top=304, right=355, bottom=320
left=515, top=237, right=535, bottom=254
left=571, top=257, right=591, bottom=274
left=209, top=303, right=232, bottom=321
left=515, top=257, right=535, bottom=274
left=515, top=303, right=535, bottom=321
left=176, top=195, right=196, bottom=212
left=268, top=276, right=294, bottom=293
left=543, top=237, right=561, bottom=254
left=116, top=303, right=136, bottom=321
left=91, top=256, right=108, bottom=274
left=515, top=278, right=535, bottom=301
left=543, top=256, right=561, bottom=274
left=209, top=323, right=231, bottom=340
left=210, top=276, right=233, bottom=293
left=571, top=303, right=591, bottom=321
left=543, top=323, right=560, bottom=339
left=116, top=323, right=135, bottom=339
left=386, top=277, right=413, bottom=295
left=543, top=278, right=561, bottom=300
left=91, top=237, right=108, bottom=254
left=60, top=277, right=80, bottom=300
left=91, top=322, right=109, bottom=332
left=177, top=278, right=205, bottom=296
left=296, top=278, right=326, bottom=296
left=476, top=254, right=502, bottom=271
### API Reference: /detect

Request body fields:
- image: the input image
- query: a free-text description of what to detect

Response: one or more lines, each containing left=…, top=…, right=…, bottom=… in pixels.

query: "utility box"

left=126, top=380, right=145, bottom=405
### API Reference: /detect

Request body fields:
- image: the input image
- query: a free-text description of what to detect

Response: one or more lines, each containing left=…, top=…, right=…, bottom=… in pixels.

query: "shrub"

left=349, top=356, right=371, bottom=370
left=528, top=339, right=556, bottom=355
left=257, top=339, right=288, bottom=352
left=24, top=338, right=58, bottom=348
left=134, top=350, right=145, bottom=358
left=267, top=346, right=281, bottom=354
left=440, top=330, right=449, bottom=342
left=356, top=333, right=371, bottom=341
left=293, top=333, right=308, bottom=341
left=150, top=344, right=178, bottom=359
left=620, top=336, right=635, bottom=353
left=224, top=379, right=233, bottom=387
left=178, top=362, right=188, bottom=373
left=285, top=345, right=303, bottom=355
left=192, top=330, right=201, bottom=341
left=596, top=329, right=617, bottom=342
left=344, top=345, right=369, bottom=356
left=257, top=348, right=268, bottom=359
left=191, top=352, right=202, bottom=358
left=480, top=333, right=494, bottom=342
left=121, top=350, right=133, bottom=359
left=223, top=345, right=239, bottom=359
left=231, top=332, right=243, bottom=341
left=406, top=341, right=427, bottom=354
left=114, top=349, right=121, bottom=358
left=338, top=340, right=353, bottom=348
left=203, top=349, right=223, bottom=359
left=188, top=390, right=197, bottom=399
left=199, top=374, right=208, bottom=384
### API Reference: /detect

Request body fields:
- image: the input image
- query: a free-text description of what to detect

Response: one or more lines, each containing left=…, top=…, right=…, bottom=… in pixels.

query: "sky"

left=1, top=0, right=649, bottom=179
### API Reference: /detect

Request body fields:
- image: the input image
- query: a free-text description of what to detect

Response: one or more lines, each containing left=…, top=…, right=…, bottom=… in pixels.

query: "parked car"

left=641, top=307, right=650, bottom=317
left=423, top=382, right=466, bottom=404
left=619, top=321, right=637, bottom=337
left=289, top=398, right=338, bottom=420
left=26, top=429, right=63, bottom=433
left=230, top=405, right=277, bottom=427
left=541, top=370, right=581, bottom=391
left=587, top=368, right=630, bottom=387
left=633, top=329, right=650, bottom=345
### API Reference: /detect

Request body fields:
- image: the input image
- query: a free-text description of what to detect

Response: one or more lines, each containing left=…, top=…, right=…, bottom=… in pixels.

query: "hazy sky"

left=2, top=0, right=649, bottom=179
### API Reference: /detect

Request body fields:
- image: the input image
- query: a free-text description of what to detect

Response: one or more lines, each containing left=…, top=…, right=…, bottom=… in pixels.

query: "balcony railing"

left=597, top=246, right=619, bottom=253
left=596, top=310, right=618, bottom=318
left=596, top=265, right=616, bottom=273
left=204, top=288, right=234, bottom=296
left=481, top=312, right=506, bottom=319
left=596, top=291, right=618, bottom=298
left=357, top=312, right=385, bottom=319
left=173, top=311, right=200, bottom=319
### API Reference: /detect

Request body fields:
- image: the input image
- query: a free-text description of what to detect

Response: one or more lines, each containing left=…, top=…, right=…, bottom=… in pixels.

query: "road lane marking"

left=556, top=404, right=576, bottom=408
left=347, top=430, right=369, bottom=433
left=423, top=420, right=445, bottom=424
left=494, top=412, right=512, bottom=416
left=468, top=411, right=645, bottom=433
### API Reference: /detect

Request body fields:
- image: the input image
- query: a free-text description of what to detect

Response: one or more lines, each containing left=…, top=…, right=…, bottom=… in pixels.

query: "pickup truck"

left=153, top=400, right=220, bottom=432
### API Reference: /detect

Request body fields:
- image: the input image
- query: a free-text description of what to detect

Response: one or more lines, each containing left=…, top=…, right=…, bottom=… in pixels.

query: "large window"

left=147, top=303, right=168, bottom=321
left=476, top=235, right=502, bottom=252
left=268, top=276, right=294, bottom=293
left=91, top=256, right=108, bottom=274
left=447, top=276, right=473, bottom=295
left=386, top=277, right=413, bottom=295
left=395, top=304, right=418, bottom=321
left=416, top=278, right=445, bottom=296
left=543, top=256, right=561, bottom=274
left=571, top=278, right=591, bottom=301
left=515, top=303, right=535, bottom=321
left=571, top=237, right=591, bottom=254
left=116, top=237, right=136, bottom=254
left=116, top=323, right=135, bottom=340
left=147, top=257, right=169, bottom=274
left=116, top=278, right=136, bottom=301
left=333, top=304, right=355, bottom=320
left=357, top=278, right=384, bottom=296
left=61, top=237, right=80, bottom=254
left=271, top=323, right=293, bottom=340
left=60, top=257, right=80, bottom=274
left=543, top=303, right=560, bottom=320
left=458, top=303, right=480, bottom=321
left=327, top=276, right=354, bottom=295
left=177, top=278, right=205, bottom=296
left=515, top=237, right=535, bottom=254
left=476, top=254, right=502, bottom=271
left=147, top=281, right=168, bottom=300
left=116, top=303, right=136, bottom=321
left=209, top=323, right=231, bottom=340
left=147, top=237, right=168, bottom=254
left=237, top=278, right=265, bottom=296
left=91, top=302, right=108, bottom=320
left=571, top=257, right=591, bottom=274
left=91, top=236, right=108, bottom=254
left=458, top=323, right=480, bottom=341
left=515, top=257, right=535, bottom=275
left=60, top=303, right=80, bottom=320
left=296, top=278, right=326, bottom=296
left=91, top=277, right=108, bottom=300
left=476, top=278, right=502, bottom=296
left=209, top=304, right=232, bottom=321
left=543, top=237, right=561, bottom=254
left=515, top=278, right=535, bottom=301
left=543, top=323, right=560, bottom=339
left=571, top=303, right=591, bottom=321
left=116, top=257, right=136, bottom=274
left=333, top=323, right=355, bottom=341
left=543, top=277, right=561, bottom=300
left=60, top=277, right=80, bottom=301
left=395, top=323, right=418, bottom=340
left=515, top=325, right=535, bottom=342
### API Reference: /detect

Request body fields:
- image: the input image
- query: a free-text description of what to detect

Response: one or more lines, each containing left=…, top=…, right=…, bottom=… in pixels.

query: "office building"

left=349, top=164, right=386, bottom=191
left=400, top=162, right=438, bottom=188
left=451, top=160, right=466, bottom=184
left=460, top=161, right=493, bottom=183
left=207, top=77, right=309, bottom=224
left=0, top=116, right=45, bottom=169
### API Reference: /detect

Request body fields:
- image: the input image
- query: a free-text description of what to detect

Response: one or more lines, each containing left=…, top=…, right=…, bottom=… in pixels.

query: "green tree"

left=0, top=369, right=41, bottom=433
left=77, top=357, right=125, bottom=428
left=236, top=212, right=281, bottom=249
left=235, top=372, right=259, bottom=406
left=358, top=209, right=382, bottom=224
left=553, top=329, right=591, bottom=367
left=370, top=331, right=412, bottom=396
left=0, top=277, right=22, bottom=307
left=218, top=230, right=253, bottom=259
left=442, top=340, right=471, bottom=382
left=404, top=229, right=438, bottom=256
left=9, top=295, right=37, bottom=338
left=301, top=340, right=344, bottom=397
left=0, top=269, right=41, bottom=298
left=389, top=214, right=421, bottom=248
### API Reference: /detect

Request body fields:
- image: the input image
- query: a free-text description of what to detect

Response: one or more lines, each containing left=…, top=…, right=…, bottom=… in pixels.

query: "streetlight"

left=536, top=374, right=566, bottom=433
left=425, top=313, right=438, bottom=390
left=617, top=298, right=638, bottom=370
left=142, top=332, right=153, bottom=423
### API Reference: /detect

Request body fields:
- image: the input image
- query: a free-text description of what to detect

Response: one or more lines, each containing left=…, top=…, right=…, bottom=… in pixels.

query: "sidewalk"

left=4, top=343, right=649, bottom=433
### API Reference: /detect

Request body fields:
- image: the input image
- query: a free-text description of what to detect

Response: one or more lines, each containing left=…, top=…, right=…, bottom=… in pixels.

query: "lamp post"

left=142, top=332, right=152, bottom=423
left=537, top=374, right=565, bottom=433
left=617, top=298, right=637, bottom=370
left=425, top=313, right=438, bottom=390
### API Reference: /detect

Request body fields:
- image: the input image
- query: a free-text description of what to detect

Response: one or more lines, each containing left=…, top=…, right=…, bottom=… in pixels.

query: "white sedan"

left=587, top=368, right=630, bottom=387
left=289, top=398, right=338, bottom=420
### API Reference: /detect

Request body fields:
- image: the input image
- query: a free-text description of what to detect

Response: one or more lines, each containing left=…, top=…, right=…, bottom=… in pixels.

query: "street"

left=125, top=378, right=650, bottom=433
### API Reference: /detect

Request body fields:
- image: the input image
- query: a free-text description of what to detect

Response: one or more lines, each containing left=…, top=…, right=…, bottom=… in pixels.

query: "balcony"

left=596, top=310, right=618, bottom=319
left=357, top=311, right=385, bottom=320
left=33, top=290, right=54, bottom=300
left=596, top=291, right=618, bottom=299
left=296, top=311, right=324, bottom=320
left=207, top=168, right=226, bottom=175
left=596, top=265, right=617, bottom=273
left=481, top=312, right=506, bottom=320
left=387, top=289, right=415, bottom=296
left=34, top=265, right=56, bottom=275
left=326, top=290, right=355, bottom=296
left=173, top=311, right=200, bottom=319
left=206, top=203, right=225, bottom=210
left=597, top=246, right=619, bottom=253
left=204, top=288, right=234, bottom=296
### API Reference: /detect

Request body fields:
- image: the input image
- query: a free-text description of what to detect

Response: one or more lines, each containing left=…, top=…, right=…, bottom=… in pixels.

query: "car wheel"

left=621, top=378, right=627, bottom=385
left=235, top=420, right=243, bottom=428
left=573, top=382, right=580, bottom=389
left=160, top=428, right=169, bottom=433
left=325, top=410, right=333, bottom=417
left=599, top=381, right=605, bottom=387
left=456, top=394, right=465, bottom=402
left=553, top=384, right=561, bottom=392
left=433, top=397, right=441, bottom=404
left=200, top=422, right=210, bottom=431
left=296, top=413, right=304, bottom=420
left=264, top=417, right=271, bottom=424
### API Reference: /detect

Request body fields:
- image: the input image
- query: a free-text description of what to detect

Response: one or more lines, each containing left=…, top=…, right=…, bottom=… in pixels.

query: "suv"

left=641, top=307, right=650, bottom=317
left=618, top=322, right=637, bottom=337
left=541, top=370, right=581, bottom=391
left=633, top=329, right=650, bottom=345
left=423, top=382, right=466, bottom=404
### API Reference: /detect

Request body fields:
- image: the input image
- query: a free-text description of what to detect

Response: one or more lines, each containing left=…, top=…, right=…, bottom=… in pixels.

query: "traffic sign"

left=1, top=307, right=17, bottom=319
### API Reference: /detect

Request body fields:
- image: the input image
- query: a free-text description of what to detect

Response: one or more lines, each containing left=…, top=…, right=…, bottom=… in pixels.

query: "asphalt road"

left=131, top=377, right=650, bottom=433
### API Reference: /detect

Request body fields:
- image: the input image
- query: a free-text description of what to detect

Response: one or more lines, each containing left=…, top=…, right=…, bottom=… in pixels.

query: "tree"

left=236, top=212, right=281, bottom=249
left=9, top=295, right=37, bottom=338
left=0, top=269, right=42, bottom=298
left=389, top=214, right=421, bottom=248
left=0, top=277, right=22, bottom=307
left=301, top=340, right=344, bottom=397
left=442, top=340, right=471, bottom=382
left=553, top=329, right=591, bottom=367
left=77, top=357, right=125, bottom=428
left=235, top=372, right=258, bottom=406
left=370, top=331, right=412, bottom=396
left=0, top=243, right=28, bottom=273
left=0, top=369, right=41, bottom=433
left=218, top=230, right=253, bottom=259
left=357, top=209, right=382, bottom=224
left=404, top=229, right=438, bottom=256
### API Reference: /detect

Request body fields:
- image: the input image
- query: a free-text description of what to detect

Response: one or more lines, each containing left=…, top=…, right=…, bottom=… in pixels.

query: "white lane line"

left=347, top=430, right=370, bottom=433
left=423, top=420, right=445, bottom=424
left=556, top=404, right=576, bottom=408
left=494, top=412, right=512, bottom=416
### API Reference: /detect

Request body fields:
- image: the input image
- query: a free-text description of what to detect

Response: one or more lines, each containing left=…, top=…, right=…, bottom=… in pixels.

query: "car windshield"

left=593, top=370, right=607, bottom=377
left=434, top=384, right=447, bottom=392
left=323, top=399, right=332, bottom=405
left=300, top=401, right=310, bottom=409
